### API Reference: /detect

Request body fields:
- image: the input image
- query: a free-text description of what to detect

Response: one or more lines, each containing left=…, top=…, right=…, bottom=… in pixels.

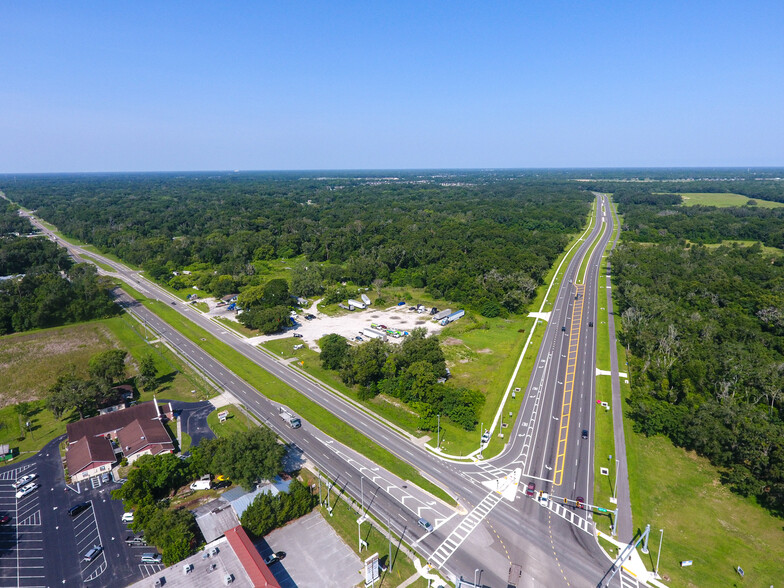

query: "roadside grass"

left=179, top=431, right=192, bottom=453
left=206, top=405, right=255, bottom=438
left=78, top=253, right=114, bottom=272
left=79, top=244, right=141, bottom=270
left=0, top=400, right=70, bottom=466
left=677, top=192, right=784, bottom=209
left=214, top=317, right=258, bottom=337
left=194, top=302, right=210, bottom=313
left=127, top=298, right=455, bottom=505
left=577, top=214, right=608, bottom=285
left=311, top=472, right=427, bottom=588
left=591, top=376, right=616, bottom=535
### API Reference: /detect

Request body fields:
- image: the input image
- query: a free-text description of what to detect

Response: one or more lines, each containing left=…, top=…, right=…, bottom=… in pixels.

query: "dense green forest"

left=1, top=173, right=592, bottom=313
left=607, top=185, right=784, bottom=515
left=0, top=204, right=119, bottom=334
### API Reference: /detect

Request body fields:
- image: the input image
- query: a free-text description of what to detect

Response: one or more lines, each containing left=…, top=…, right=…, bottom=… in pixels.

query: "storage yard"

left=205, top=299, right=458, bottom=350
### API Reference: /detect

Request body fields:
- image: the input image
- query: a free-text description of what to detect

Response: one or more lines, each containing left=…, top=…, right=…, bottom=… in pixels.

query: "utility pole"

left=436, top=414, right=440, bottom=450
left=387, top=514, right=392, bottom=571
left=361, top=477, right=364, bottom=514
left=655, top=529, right=664, bottom=577
left=613, top=459, right=619, bottom=501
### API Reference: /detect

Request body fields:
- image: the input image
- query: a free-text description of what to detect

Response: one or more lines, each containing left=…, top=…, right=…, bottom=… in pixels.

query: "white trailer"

left=362, top=328, right=387, bottom=341
left=439, top=309, right=465, bottom=326
left=348, top=299, right=366, bottom=310
left=433, top=308, right=452, bottom=321
left=360, top=293, right=371, bottom=305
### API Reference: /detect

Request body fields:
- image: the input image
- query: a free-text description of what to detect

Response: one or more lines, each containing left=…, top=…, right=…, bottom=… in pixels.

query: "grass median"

left=119, top=283, right=456, bottom=506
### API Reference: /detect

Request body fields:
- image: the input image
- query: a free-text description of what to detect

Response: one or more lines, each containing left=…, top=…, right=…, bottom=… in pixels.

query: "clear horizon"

left=2, top=1, right=783, bottom=173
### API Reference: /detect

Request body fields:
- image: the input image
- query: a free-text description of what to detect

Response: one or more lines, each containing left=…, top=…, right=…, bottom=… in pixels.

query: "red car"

left=0, top=515, right=11, bottom=525
left=525, top=482, right=536, bottom=497
left=575, top=496, right=585, bottom=509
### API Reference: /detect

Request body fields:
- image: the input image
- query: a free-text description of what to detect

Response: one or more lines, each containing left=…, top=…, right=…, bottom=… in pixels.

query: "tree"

left=137, top=354, right=158, bottom=391
left=238, top=305, right=291, bottom=334
left=319, top=334, right=349, bottom=370
left=291, top=262, right=323, bottom=297
left=241, top=479, right=317, bottom=539
left=88, top=349, right=127, bottom=388
left=209, top=428, right=285, bottom=490
left=262, top=279, right=290, bottom=308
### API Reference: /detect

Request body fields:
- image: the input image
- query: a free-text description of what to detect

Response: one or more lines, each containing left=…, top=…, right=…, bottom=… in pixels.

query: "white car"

left=538, top=492, right=550, bottom=506
left=15, top=483, right=38, bottom=499
left=12, top=473, right=37, bottom=490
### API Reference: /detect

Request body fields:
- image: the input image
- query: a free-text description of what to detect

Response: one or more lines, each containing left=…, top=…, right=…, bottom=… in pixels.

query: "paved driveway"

left=169, top=400, right=216, bottom=448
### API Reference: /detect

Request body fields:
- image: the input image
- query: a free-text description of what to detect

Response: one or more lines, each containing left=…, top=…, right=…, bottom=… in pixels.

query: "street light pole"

left=474, top=569, right=480, bottom=586
left=436, top=414, right=440, bottom=450
left=361, top=477, right=364, bottom=514
left=655, top=528, right=664, bottom=577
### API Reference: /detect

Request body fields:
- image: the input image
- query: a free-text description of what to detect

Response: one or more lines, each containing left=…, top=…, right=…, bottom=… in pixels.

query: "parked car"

left=121, top=512, right=134, bottom=523
left=0, top=515, right=10, bottom=525
left=101, top=473, right=112, bottom=484
left=264, top=551, right=286, bottom=565
left=417, top=518, right=433, bottom=532
left=355, top=336, right=363, bottom=341
left=68, top=502, right=91, bottom=517
left=84, top=545, right=102, bottom=562
left=292, top=333, right=303, bottom=338
left=525, top=482, right=536, bottom=497
left=12, top=473, right=37, bottom=490
left=15, top=483, right=38, bottom=499
left=141, top=553, right=162, bottom=564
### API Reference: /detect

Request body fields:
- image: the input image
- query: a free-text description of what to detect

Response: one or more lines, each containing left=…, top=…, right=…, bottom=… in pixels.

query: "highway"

left=17, top=196, right=634, bottom=587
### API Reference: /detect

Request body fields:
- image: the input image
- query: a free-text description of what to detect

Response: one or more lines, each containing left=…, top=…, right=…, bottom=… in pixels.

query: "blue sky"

left=2, top=1, right=782, bottom=172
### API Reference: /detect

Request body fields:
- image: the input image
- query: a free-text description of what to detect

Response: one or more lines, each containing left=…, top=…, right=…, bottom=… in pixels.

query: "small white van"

left=121, top=512, right=134, bottom=523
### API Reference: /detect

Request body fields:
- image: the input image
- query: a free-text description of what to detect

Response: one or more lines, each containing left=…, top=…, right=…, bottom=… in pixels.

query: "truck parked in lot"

left=347, top=299, right=366, bottom=310
left=190, top=475, right=212, bottom=491
left=362, top=328, right=387, bottom=341
left=439, top=309, right=465, bottom=326
left=360, top=293, right=371, bottom=305
left=433, top=308, right=452, bottom=321
left=279, top=408, right=302, bottom=429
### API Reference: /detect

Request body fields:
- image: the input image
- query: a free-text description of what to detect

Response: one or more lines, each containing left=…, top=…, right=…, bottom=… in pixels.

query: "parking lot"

left=0, top=463, right=45, bottom=587
left=0, top=436, right=165, bottom=587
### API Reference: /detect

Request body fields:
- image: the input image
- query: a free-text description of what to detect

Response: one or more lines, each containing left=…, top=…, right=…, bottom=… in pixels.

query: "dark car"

left=292, top=333, right=303, bottom=338
left=170, top=301, right=176, bottom=305
left=561, top=326, right=566, bottom=332
left=525, top=482, right=536, bottom=497
left=589, top=321, right=593, bottom=327
left=581, top=429, right=589, bottom=439
left=576, top=496, right=585, bottom=509
left=0, top=515, right=10, bottom=525
left=264, top=551, right=286, bottom=565
left=68, top=502, right=91, bottom=517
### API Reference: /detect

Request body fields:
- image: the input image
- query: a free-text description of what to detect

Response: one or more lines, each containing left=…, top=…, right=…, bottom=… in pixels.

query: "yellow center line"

left=554, top=283, right=584, bottom=486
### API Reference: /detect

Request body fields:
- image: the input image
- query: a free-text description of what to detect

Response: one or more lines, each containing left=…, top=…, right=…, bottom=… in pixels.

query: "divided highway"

left=17, top=196, right=633, bottom=587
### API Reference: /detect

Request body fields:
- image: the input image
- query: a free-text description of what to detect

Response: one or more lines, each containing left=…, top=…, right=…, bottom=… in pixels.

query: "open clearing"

left=677, top=192, right=784, bottom=208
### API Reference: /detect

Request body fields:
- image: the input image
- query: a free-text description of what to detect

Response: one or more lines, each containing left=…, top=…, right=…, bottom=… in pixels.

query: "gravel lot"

left=204, top=299, right=448, bottom=350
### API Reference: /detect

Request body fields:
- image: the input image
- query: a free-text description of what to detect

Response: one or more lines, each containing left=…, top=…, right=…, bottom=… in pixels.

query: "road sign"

left=364, top=552, right=379, bottom=585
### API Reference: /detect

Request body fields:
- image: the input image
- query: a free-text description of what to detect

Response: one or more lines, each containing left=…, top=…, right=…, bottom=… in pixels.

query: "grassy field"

left=206, top=404, right=255, bottom=438
left=677, top=192, right=784, bottom=208
left=122, top=295, right=454, bottom=505
left=0, top=314, right=216, bottom=466
left=214, top=317, right=258, bottom=337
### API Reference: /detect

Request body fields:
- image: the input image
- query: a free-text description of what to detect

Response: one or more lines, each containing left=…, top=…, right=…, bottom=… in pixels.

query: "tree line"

left=320, top=329, right=484, bottom=431
left=0, top=207, right=120, bottom=334
left=2, top=173, right=592, bottom=315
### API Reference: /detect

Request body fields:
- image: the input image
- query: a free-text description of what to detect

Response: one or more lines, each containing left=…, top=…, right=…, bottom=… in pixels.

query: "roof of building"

left=193, top=498, right=240, bottom=543
left=66, top=400, right=166, bottom=441
left=117, top=418, right=174, bottom=457
left=66, top=435, right=116, bottom=475
left=224, top=478, right=291, bottom=520
left=224, top=526, right=280, bottom=588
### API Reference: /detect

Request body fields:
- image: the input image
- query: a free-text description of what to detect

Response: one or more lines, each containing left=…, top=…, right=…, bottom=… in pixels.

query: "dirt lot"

left=203, top=298, right=447, bottom=350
